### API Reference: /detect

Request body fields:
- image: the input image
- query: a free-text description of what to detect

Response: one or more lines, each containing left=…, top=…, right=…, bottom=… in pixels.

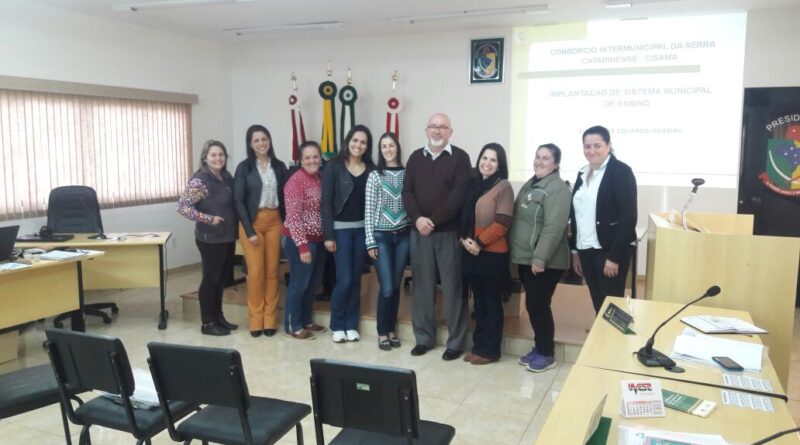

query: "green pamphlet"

left=662, top=389, right=716, bottom=417
left=586, top=417, right=611, bottom=445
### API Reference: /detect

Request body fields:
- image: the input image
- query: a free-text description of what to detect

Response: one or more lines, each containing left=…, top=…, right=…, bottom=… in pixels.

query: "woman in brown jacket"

left=459, top=143, right=514, bottom=365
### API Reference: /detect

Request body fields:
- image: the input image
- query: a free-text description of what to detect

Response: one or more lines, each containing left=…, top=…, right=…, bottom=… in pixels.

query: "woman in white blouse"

left=569, top=125, right=637, bottom=313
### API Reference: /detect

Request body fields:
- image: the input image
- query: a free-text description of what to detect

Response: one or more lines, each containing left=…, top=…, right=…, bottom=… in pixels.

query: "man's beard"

left=429, top=138, right=444, bottom=148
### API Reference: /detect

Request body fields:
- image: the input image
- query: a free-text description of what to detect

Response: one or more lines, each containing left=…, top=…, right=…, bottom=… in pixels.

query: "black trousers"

left=578, top=248, right=630, bottom=313
left=467, top=274, right=504, bottom=360
left=196, top=240, right=235, bottom=324
left=518, top=266, right=563, bottom=357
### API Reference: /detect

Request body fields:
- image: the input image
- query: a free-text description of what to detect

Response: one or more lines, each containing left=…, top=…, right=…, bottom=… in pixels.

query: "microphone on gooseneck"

left=690, top=177, right=705, bottom=194
left=681, top=177, right=705, bottom=230
left=636, top=285, right=721, bottom=373
left=749, top=426, right=800, bottom=445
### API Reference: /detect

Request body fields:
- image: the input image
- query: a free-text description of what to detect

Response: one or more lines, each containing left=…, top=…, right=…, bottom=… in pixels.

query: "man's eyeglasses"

left=426, top=124, right=451, bottom=131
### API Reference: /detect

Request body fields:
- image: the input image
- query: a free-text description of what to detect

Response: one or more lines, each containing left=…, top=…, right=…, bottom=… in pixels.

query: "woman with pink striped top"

left=281, top=141, right=326, bottom=339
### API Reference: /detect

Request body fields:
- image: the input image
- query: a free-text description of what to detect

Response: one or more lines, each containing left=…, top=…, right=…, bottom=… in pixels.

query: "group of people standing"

left=177, top=113, right=637, bottom=374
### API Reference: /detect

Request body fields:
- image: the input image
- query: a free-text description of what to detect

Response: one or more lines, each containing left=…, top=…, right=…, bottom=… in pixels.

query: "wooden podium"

left=645, top=212, right=800, bottom=388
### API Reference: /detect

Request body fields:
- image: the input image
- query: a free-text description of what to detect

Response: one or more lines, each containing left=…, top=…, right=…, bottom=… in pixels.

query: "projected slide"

left=511, top=14, right=746, bottom=187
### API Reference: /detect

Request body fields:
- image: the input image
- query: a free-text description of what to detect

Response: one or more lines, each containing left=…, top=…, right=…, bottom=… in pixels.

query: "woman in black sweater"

left=178, top=140, right=238, bottom=336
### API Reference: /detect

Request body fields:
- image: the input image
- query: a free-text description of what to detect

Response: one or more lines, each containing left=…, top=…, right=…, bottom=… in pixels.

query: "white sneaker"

left=345, top=330, right=360, bottom=342
left=332, top=331, right=347, bottom=343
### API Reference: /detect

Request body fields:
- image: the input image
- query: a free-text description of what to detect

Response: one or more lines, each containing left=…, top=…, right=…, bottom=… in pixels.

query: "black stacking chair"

left=44, top=328, right=197, bottom=445
left=308, top=358, right=455, bottom=445
left=48, top=185, right=118, bottom=326
left=147, top=342, right=311, bottom=445
left=0, top=363, right=82, bottom=445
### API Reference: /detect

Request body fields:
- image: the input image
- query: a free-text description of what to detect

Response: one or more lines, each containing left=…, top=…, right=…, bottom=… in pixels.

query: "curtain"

left=0, top=89, right=192, bottom=220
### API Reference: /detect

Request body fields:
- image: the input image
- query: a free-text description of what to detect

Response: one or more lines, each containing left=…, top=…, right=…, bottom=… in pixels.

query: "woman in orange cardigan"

left=459, top=143, right=514, bottom=365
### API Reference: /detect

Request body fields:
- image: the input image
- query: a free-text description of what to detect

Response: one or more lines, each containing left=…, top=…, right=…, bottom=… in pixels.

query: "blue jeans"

left=373, top=229, right=410, bottom=336
left=282, top=237, right=325, bottom=333
left=329, top=227, right=367, bottom=331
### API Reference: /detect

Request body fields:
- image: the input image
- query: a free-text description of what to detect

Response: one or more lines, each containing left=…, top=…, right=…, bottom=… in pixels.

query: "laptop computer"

left=0, top=225, right=20, bottom=261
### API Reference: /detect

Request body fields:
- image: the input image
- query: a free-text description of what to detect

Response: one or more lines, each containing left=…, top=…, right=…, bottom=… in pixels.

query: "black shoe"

left=389, top=336, right=401, bottom=348
left=250, top=330, right=263, bottom=338
left=201, top=322, right=230, bottom=336
left=411, top=345, right=431, bottom=356
left=442, top=349, right=462, bottom=361
left=379, top=339, right=392, bottom=351
left=218, top=317, right=238, bottom=330
left=263, top=328, right=277, bottom=337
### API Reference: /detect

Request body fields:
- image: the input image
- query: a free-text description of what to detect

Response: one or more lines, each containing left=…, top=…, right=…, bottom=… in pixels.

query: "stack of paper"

left=682, top=315, right=767, bottom=334
left=97, top=368, right=159, bottom=409
left=0, top=262, right=32, bottom=272
left=720, top=390, right=774, bottom=413
left=722, top=373, right=773, bottom=392
left=671, top=328, right=763, bottom=372
left=618, top=425, right=728, bottom=445
left=39, top=250, right=86, bottom=261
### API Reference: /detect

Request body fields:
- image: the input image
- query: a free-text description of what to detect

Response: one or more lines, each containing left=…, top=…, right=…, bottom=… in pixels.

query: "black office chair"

left=147, top=342, right=311, bottom=445
left=48, top=185, right=119, bottom=326
left=45, top=328, right=198, bottom=445
left=308, top=358, right=455, bottom=445
left=0, top=363, right=82, bottom=445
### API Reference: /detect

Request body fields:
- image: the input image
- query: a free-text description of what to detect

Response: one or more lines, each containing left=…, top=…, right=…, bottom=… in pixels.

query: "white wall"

left=230, top=27, right=513, bottom=165
left=230, top=7, right=800, bottom=274
left=0, top=0, right=233, bottom=267
left=5, top=3, right=798, bottom=271
left=744, top=7, right=800, bottom=88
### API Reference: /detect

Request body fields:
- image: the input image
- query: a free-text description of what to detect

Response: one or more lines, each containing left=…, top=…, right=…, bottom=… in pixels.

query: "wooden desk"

left=577, top=297, right=786, bottom=398
left=0, top=253, right=103, bottom=361
left=646, top=212, right=800, bottom=388
left=536, top=366, right=800, bottom=444
left=17, top=232, right=172, bottom=329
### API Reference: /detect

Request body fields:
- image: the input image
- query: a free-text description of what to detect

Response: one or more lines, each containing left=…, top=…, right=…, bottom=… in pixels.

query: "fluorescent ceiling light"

left=113, top=0, right=255, bottom=12
left=605, top=1, right=633, bottom=8
left=225, top=22, right=343, bottom=36
left=389, top=4, right=549, bottom=24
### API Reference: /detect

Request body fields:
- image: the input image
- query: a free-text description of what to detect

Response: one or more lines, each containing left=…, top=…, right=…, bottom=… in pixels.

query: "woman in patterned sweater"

left=177, top=140, right=238, bottom=336
left=365, top=132, right=410, bottom=351
left=281, top=141, right=325, bottom=339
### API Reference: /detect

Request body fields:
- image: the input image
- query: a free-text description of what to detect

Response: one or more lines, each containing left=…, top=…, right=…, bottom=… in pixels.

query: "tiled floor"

left=0, top=265, right=572, bottom=445
left=3, top=264, right=794, bottom=444
left=182, top=263, right=607, bottom=347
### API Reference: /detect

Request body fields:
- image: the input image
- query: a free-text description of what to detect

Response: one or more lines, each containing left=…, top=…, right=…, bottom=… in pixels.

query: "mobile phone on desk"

left=712, top=356, right=743, bottom=371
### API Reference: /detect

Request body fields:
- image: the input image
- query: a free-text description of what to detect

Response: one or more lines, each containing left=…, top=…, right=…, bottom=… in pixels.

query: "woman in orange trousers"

left=233, top=124, right=289, bottom=337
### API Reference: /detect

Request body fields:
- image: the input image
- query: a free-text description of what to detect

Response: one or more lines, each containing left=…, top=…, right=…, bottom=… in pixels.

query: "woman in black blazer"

left=233, top=124, right=288, bottom=337
left=570, top=125, right=637, bottom=313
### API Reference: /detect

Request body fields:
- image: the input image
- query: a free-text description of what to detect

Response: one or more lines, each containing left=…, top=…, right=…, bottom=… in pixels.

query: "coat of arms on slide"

left=759, top=123, right=800, bottom=197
